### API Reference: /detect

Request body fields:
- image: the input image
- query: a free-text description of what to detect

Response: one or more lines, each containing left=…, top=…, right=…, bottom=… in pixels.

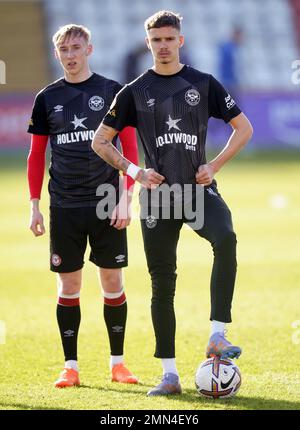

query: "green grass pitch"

left=0, top=151, right=300, bottom=410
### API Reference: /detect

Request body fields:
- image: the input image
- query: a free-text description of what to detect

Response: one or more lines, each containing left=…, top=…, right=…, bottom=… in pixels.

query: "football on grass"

left=195, top=356, right=241, bottom=399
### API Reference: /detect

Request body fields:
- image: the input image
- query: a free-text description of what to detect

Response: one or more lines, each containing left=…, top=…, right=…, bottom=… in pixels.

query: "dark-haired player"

left=92, top=11, right=253, bottom=396
left=27, top=24, right=138, bottom=388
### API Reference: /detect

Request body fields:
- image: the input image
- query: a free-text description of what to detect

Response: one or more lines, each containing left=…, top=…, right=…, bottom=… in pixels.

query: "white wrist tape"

left=126, top=163, right=141, bottom=180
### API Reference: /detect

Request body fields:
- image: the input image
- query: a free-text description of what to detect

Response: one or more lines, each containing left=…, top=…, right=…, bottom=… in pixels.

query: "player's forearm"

left=30, top=198, right=40, bottom=211
left=92, top=130, right=131, bottom=173
left=210, top=117, right=253, bottom=173
left=27, top=134, right=48, bottom=200
left=92, top=135, right=162, bottom=187
left=27, top=152, right=45, bottom=199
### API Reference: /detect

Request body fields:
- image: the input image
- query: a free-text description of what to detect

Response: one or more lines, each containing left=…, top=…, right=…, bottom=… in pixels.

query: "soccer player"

left=27, top=24, right=139, bottom=388
left=92, top=11, right=253, bottom=396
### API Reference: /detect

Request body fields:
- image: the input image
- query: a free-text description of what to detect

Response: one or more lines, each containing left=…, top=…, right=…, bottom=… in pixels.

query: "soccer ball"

left=195, top=357, right=241, bottom=399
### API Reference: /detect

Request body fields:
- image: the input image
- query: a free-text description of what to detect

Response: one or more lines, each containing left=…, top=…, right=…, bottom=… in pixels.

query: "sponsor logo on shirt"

left=56, top=130, right=95, bottom=145
left=55, top=114, right=95, bottom=144
left=185, top=89, right=201, bottom=106
left=225, top=93, right=236, bottom=110
left=28, top=118, right=34, bottom=126
left=88, top=95, right=105, bottom=111
left=71, top=114, right=88, bottom=130
left=155, top=114, right=198, bottom=152
left=156, top=133, right=198, bottom=151
left=166, top=115, right=181, bottom=131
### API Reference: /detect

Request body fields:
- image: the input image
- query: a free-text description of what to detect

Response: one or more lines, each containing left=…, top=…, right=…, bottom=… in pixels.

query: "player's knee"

left=213, top=230, right=237, bottom=256
left=57, top=276, right=81, bottom=295
left=100, top=270, right=122, bottom=293
left=59, top=284, right=81, bottom=296
left=151, top=272, right=177, bottom=303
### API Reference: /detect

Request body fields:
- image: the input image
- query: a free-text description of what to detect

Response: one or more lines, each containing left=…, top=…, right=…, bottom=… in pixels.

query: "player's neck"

left=64, top=68, right=93, bottom=84
left=152, top=62, right=184, bottom=76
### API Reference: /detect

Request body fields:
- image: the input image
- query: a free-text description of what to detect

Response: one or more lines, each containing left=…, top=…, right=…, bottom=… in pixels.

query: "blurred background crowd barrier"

left=0, top=0, right=300, bottom=150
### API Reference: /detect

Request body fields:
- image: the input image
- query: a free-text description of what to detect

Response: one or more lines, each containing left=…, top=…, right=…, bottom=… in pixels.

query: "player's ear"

left=86, top=44, right=93, bottom=56
left=179, top=35, right=184, bottom=48
left=54, top=48, right=59, bottom=60
left=145, top=37, right=151, bottom=50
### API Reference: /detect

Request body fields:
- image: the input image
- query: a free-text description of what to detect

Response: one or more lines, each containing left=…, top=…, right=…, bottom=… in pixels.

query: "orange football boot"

left=54, top=368, right=80, bottom=388
left=111, top=363, right=138, bottom=384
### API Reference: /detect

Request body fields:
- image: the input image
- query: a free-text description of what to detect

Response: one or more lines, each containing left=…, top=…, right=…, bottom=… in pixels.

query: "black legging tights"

left=141, top=185, right=237, bottom=358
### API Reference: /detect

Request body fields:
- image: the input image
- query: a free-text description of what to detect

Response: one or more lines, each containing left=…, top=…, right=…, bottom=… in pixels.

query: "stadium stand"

left=1, top=0, right=299, bottom=149
left=44, top=0, right=299, bottom=90
left=0, top=0, right=49, bottom=92
left=290, top=0, right=300, bottom=49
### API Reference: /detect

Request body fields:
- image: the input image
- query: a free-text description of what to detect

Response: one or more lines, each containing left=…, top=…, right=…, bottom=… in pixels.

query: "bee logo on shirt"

left=108, top=109, right=116, bottom=117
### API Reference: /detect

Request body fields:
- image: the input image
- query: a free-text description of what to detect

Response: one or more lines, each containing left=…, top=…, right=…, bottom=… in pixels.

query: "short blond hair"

left=52, top=24, right=91, bottom=47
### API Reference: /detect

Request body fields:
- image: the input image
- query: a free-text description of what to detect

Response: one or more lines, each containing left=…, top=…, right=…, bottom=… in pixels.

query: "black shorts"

left=49, top=206, right=128, bottom=273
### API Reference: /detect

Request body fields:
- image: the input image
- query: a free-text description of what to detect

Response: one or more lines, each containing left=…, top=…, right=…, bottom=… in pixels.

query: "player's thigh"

left=50, top=206, right=88, bottom=273
left=193, top=184, right=235, bottom=243
left=87, top=209, right=128, bottom=269
left=140, top=216, right=182, bottom=274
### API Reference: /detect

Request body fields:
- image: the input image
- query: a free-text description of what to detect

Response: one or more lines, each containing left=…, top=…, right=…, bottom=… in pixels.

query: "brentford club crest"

left=185, top=89, right=200, bottom=106
left=51, top=254, right=62, bottom=267
left=145, top=215, right=157, bottom=229
left=88, top=95, right=105, bottom=111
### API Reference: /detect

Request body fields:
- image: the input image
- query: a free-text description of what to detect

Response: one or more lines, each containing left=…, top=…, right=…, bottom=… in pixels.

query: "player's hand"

left=30, top=209, right=45, bottom=237
left=136, top=168, right=165, bottom=189
left=195, top=163, right=215, bottom=186
left=110, top=191, right=132, bottom=230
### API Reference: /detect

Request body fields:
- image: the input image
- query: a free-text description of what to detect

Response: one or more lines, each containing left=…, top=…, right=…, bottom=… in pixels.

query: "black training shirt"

left=28, top=73, right=122, bottom=207
left=103, top=65, right=241, bottom=185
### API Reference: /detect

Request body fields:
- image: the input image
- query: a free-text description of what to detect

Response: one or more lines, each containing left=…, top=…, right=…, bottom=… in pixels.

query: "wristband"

left=126, top=163, right=141, bottom=180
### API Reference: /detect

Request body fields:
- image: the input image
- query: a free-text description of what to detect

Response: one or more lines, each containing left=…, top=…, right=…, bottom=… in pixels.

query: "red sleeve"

left=118, top=126, right=139, bottom=192
left=27, top=134, right=48, bottom=200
